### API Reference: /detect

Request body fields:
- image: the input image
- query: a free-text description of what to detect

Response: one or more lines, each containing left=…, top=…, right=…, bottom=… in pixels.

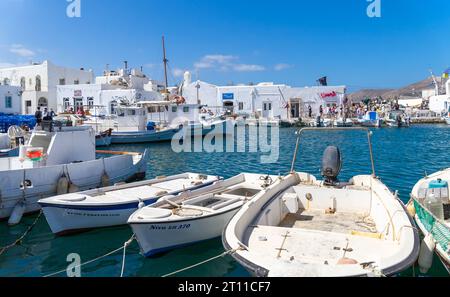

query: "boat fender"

left=337, top=258, right=358, bottom=265
left=101, top=172, right=110, bottom=187
left=8, top=201, right=26, bottom=226
left=138, top=198, right=145, bottom=209
left=56, top=175, right=70, bottom=195
left=68, top=182, right=80, bottom=193
left=418, top=234, right=435, bottom=274
left=406, top=200, right=416, bottom=217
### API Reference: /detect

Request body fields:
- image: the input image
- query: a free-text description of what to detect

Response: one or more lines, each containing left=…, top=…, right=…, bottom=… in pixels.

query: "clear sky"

left=0, top=0, right=449, bottom=91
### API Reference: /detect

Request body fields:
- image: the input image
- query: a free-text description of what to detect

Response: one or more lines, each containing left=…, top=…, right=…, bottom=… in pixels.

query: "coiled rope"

left=0, top=210, right=42, bottom=257
left=43, top=234, right=136, bottom=278
left=161, top=248, right=239, bottom=278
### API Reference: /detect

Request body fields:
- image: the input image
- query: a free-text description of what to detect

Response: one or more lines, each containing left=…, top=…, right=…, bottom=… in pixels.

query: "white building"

left=57, top=68, right=163, bottom=115
left=0, top=60, right=94, bottom=114
left=179, top=72, right=346, bottom=120
left=0, top=85, right=22, bottom=114
left=428, top=79, right=450, bottom=114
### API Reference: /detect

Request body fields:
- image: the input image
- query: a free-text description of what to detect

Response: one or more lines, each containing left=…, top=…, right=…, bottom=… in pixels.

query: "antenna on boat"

left=162, top=36, right=169, bottom=98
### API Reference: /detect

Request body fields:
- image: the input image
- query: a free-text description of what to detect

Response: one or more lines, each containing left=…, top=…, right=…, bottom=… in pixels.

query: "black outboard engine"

left=321, top=146, right=342, bottom=186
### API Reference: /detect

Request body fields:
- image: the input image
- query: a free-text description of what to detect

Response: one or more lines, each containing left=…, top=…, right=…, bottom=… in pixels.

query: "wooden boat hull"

left=130, top=206, right=241, bottom=257
left=39, top=174, right=219, bottom=235
left=111, top=129, right=179, bottom=144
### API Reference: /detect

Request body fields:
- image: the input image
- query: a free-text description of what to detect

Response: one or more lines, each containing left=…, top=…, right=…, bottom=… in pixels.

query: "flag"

left=443, top=68, right=450, bottom=79
left=317, top=76, right=328, bottom=86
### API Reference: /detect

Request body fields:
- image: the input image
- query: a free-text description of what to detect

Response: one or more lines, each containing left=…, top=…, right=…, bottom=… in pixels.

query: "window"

left=20, top=77, right=26, bottom=90
left=183, top=106, right=190, bottom=113
left=38, top=97, right=48, bottom=107
left=63, top=98, right=70, bottom=110
left=74, top=79, right=79, bottom=85
left=87, top=97, right=94, bottom=108
left=3, top=78, right=10, bottom=86
left=263, top=103, right=267, bottom=111
left=238, top=102, right=244, bottom=110
left=5, top=96, right=12, bottom=108
left=268, top=103, right=272, bottom=110
left=172, top=106, right=178, bottom=113
left=35, top=75, right=41, bottom=91
left=59, top=78, right=66, bottom=85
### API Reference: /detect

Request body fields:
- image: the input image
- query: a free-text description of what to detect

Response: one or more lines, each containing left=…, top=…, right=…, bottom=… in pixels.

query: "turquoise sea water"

left=1, top=124, right=449, bottom=277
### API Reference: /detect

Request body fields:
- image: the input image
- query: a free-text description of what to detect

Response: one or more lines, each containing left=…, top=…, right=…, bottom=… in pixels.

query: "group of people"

left=34, top=107, right=56, bottom=126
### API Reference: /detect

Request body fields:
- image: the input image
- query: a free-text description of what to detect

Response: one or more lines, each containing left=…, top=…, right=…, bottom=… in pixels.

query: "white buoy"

left=8, top=201, right=26, bottom=226
left=56, top=175, right=69, bottom=195
left=418, top=234, right=435, bottom=274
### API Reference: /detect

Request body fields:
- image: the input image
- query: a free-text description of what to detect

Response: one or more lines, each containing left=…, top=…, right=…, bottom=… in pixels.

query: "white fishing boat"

left=384, top=110, right=411, bottom=128
left=358, top=111, right=382, bottom=128
left=409, top=170, right=450, bottom=273
left=334, top=118, right=353, bottom=127
left=38, top=173, right=220, bottom=235
left=128, top=173, right=278, bottom=257
left=223, top=127, right=419, bottom=277
left=0, top=128, right=148, bottom=224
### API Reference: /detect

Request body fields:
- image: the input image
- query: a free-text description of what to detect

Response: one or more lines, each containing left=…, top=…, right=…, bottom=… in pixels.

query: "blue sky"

left=0, top=0, right=449, bottom=91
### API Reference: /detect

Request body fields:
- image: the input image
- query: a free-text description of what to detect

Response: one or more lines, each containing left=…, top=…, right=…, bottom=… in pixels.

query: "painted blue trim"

left=38, top=180, right=216, bottom=211
left=143, top=237, right=220, bottom=257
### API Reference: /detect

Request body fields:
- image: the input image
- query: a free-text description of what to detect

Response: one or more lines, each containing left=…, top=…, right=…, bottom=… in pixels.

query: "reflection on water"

left=1, top=125, right=449, bottom=277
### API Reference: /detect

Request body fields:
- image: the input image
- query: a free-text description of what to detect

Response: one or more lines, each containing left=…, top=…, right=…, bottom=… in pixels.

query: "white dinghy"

left=409, top=170, right=450, bottom=273
left=128, top=173, right=279, bottom=257
left=223, top=127, right=419, bottom=277
left=0, top=128, right=148, bottom=223
left=39, top=173, right=220, bottom=235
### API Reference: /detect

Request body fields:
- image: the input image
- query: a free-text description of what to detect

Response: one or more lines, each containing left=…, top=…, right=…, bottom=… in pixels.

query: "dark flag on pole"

left=317, top=76, right=328, bottom=86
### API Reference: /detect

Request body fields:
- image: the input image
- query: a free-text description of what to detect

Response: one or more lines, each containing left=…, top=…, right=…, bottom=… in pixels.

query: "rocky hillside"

left=348, top=77, right=443, bottom=102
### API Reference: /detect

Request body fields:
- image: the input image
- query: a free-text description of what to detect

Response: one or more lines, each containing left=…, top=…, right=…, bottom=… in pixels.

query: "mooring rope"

left=43, top=234, right=136, bottom=278
left=161, top=248, right=238, bottom=278
left=120, top=235, right=136, bottom=277
left=0, top=210, right=43, bottom=257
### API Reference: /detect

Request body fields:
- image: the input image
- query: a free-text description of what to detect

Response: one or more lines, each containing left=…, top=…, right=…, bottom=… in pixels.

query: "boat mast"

left=162, top=36, right=169, bottom=98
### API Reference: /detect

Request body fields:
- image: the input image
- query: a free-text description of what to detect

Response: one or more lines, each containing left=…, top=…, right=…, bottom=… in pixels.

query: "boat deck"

left=279, top=209, right=377, bottom=234
left=242, top=210, right=398, bottom=276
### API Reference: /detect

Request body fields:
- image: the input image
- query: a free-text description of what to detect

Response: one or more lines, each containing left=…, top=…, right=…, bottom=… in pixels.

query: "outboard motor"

left=321, top=146, right=342, bottom=186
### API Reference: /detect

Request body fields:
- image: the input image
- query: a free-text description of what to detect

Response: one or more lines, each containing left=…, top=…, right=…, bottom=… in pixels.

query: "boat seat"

left=210, top=196, right=242, bottom=210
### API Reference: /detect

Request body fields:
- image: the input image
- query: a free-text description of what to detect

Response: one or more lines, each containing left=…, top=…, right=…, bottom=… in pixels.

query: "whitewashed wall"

left=0, top=86, right=22, bottom=114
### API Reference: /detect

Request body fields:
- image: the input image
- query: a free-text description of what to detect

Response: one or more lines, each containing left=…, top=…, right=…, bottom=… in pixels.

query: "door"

left=262, top=101, right=273, bottom=119
left=73, top=98, right=83, bottom=110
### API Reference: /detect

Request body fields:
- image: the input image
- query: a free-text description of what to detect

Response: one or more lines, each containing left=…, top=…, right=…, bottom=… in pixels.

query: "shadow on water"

left=1, top=125, right=449, bottom=276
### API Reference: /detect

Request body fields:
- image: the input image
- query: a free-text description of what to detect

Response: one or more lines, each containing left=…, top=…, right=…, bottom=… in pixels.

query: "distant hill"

left=348, top=77, right=442, bottom=102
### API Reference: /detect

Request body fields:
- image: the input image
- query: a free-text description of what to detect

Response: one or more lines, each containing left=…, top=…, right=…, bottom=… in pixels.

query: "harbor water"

left=1, top=124, right=449, bottom=277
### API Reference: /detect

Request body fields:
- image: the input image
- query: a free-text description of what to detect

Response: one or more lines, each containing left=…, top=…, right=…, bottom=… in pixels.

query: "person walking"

left=49, top=108, right=56, bottom=119
left=308, top=105, right=312, bottom=118
left=35, top=107, right=43, bottom=127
